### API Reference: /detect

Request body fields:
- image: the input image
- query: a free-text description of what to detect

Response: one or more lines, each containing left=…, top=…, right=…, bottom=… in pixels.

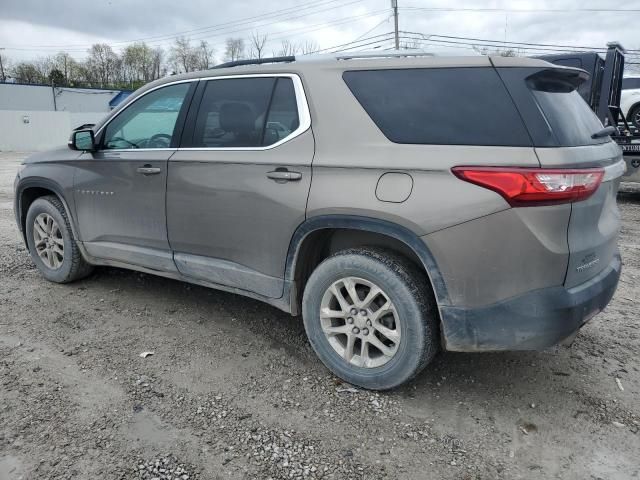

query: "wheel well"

left=292, top=228, right=428, bottom=312
left=19, top=187, right=57, bottom=242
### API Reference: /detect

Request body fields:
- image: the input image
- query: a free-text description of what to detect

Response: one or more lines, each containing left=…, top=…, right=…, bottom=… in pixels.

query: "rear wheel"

left=25, top=196, right=93, bottom=283
left=302, top=247, right=439, bottom=390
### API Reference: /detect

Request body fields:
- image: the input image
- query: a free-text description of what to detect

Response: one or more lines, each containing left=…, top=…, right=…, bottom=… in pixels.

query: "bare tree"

left=54, top=52, right=77, bottom=85
left=249, top=32, right=268, bottom=59
left=12, top=62, right=41, bottom=83
left=152, top=48, right=164, bottom=79
left=0, top=52, right=11, bottom=82
left=195, top=40, right=215, bottom=70
left=277, top=40, right=298, bottom=57
left=299, top=40, right=320, bottom=55
left=32, top=56, right=55, bottom=81
left=86, top=44, right=119, bottom=87
left=225, top=38, right=245, bottom=62
left=170, top=37, right=199, bottom=73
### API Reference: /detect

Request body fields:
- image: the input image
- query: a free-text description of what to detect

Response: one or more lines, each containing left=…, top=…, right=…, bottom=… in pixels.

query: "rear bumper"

left=440, top=254, right=621, bottom=351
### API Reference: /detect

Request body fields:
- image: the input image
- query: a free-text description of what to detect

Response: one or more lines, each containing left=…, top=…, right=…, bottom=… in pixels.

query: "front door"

left=74, top=81, right=194, bottom=271
left=167, top=74, right=313, bottom=298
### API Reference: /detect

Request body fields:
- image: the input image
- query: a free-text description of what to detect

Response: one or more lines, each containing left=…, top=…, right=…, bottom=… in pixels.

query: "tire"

left=630, top=104, right=640, bottom=130
left=302, top=247, right=439, bottom=390
left=25, top=195, right=93, bottom=283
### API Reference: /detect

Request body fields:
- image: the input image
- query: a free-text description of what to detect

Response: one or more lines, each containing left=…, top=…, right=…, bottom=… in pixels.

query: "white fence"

left=0, top=83, right=119, bottom=112
left=0, top=110, right=106, bottom=151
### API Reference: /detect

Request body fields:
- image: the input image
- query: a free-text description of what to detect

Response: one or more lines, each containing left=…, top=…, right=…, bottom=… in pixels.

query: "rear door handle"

left=266, top=170, right=302, bottom=182
left=137, top=165, right=161, bottom=175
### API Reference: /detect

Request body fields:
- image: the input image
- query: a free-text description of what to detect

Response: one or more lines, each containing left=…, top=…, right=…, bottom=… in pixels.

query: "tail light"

left=451, top=167, right=604, bottom=206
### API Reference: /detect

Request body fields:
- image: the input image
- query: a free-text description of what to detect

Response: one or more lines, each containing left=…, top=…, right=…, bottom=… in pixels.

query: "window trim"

left=179, top=73, right=311, bottom=152
left=94, top=73, right=310, bottom=152
left=95, top=79, right=198, bottom=152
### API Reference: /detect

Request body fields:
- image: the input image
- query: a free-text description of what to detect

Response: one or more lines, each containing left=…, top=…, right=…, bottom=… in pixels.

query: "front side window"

left=103, top=83, right=191, bottom=149
left=192, top=76, right=300, bottom=148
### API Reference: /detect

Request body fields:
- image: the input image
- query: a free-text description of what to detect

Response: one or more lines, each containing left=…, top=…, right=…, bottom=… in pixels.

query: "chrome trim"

left=95, top=78, right=198, bottom=139
left=96, top=73, right=311, bottom=153
left=178, top=73, right=311, bottom=152
left=603, top=158, right=627, bottom=181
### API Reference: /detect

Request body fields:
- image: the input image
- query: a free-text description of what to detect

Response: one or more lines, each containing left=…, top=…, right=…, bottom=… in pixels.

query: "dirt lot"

left=1, top=151, right=638, bottom=480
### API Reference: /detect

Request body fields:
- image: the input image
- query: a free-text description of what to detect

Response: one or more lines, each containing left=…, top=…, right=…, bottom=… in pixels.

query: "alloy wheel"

left=319, top=277, right=401, bottom=368
left=33, top=213, right=64, bottom=270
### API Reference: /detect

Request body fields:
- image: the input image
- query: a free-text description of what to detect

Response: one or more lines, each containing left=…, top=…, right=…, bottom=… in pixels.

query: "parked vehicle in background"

left=621, top=76, right=640, bottom=130
left=538, top=44, right=640, bottom=183
left=14, top=52, right=624, bottom=390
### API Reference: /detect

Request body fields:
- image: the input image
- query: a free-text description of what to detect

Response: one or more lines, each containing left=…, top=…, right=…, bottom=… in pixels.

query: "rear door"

left=497, top=64, right=625, bottom=287
left=167, top=74, right=313, bottom=298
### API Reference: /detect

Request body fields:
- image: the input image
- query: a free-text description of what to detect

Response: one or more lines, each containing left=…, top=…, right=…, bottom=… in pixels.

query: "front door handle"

left=266, top=170, right=302, bottom=182
left=137, top=165, right=161, bottom=175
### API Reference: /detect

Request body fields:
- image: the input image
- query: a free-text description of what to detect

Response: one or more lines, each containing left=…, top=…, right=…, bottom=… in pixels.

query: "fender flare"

left=15, top=177, right=80, bottom=246
left=283, top=214, right=450, bottom=306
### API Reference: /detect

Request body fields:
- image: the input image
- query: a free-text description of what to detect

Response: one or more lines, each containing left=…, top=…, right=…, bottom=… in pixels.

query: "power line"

left=312, top=32, right=394, bottom=53
left=3, top=0, right=365, bottom=52
left=401, top=6, right=640, bottom=13
left=401, top=31, right=640, bottom=53
left=351, top=16, right=392, bottom=42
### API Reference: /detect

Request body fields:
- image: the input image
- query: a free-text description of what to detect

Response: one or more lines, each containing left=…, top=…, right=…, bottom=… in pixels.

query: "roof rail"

left=212, top=56, right=296, bottom=69
left=335, top=50, right=436, bottom=60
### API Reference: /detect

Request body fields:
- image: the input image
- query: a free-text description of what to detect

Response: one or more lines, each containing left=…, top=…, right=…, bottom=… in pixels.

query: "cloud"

left=1, top=0, right=638, bottom=70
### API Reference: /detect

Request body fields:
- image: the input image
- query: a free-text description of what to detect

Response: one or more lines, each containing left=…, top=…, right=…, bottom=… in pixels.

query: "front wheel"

left=25, top=195, right=93, bottom=283
left=302, top=247, right=439, bottom=390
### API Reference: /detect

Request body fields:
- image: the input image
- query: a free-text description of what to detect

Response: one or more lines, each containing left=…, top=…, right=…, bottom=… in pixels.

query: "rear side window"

left=498, top=67, right=607, bottom=147
left=530, top=86, right=605, bottom=147
left=192, top=77, right=299, bottom=148
left=342, top=68, right=531, bottom=146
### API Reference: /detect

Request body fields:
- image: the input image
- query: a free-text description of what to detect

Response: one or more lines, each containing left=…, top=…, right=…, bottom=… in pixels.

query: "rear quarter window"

left=497, top=67, right=608, bottom=147
left=342, top=68, right=531, bottom=147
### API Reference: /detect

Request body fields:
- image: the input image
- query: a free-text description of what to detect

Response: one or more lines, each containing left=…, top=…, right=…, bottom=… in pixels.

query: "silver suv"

left=14, top=53, right=624, bottom=390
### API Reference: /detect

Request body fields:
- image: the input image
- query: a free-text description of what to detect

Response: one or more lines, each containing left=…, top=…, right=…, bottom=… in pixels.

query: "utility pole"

left=391, top=0, right=399, bottom=50
left=0, top=48, right=5, bottom=82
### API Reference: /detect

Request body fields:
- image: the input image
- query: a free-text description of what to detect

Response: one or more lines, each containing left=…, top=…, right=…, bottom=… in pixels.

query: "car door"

left=167, top=74, right=313, bottom=298
left=74, top=81, right=195, bottom=271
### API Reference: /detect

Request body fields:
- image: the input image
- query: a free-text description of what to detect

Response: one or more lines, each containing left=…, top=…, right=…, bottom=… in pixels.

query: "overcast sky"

left=1, top=0, right=639, bottom=67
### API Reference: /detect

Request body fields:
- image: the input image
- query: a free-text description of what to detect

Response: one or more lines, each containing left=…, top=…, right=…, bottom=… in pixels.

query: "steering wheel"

left=147, top=133, right=172, bottom=148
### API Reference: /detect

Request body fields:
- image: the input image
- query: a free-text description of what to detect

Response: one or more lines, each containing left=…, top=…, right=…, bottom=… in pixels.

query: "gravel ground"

left=0, top=151, right=638, bottom=480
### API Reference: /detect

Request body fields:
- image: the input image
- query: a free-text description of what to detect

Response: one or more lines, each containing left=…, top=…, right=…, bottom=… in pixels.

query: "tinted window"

left=264, top=78, right=299, bottom=146
left=526, top=69, right=607, bottom=146
left=342, top=68, right=531, bottom=146
left=622, top=78, right=640, bottom=90
left=103, top=83, right=190, bottom=149
left=192, top=77, right=299, bottom=148
left=530, top=89, right=606, bottom=146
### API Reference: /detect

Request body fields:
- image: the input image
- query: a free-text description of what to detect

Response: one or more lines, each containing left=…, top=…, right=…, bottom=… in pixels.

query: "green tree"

left=48, top=68, right=65, bottom=85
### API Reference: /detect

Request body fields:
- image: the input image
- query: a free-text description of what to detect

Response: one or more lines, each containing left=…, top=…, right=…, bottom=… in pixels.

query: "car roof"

left=138, top=52, right=554, bottom=90
left=94, top=52, right=558, bottom=131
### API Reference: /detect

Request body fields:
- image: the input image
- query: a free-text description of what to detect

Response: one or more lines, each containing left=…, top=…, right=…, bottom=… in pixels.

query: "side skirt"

left=83, top=251, right=294, bottom=314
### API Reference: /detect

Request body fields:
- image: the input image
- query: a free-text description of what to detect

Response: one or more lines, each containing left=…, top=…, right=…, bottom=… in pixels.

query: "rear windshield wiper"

left=591, top=126, right=617, bottom=139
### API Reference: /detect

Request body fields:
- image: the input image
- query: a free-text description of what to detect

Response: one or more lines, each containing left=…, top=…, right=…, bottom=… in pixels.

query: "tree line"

left=0, top=34, right=319, bottom=90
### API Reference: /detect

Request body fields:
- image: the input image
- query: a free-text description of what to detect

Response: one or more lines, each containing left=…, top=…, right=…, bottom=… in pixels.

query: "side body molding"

left=284, top=215, right=450, bottom=309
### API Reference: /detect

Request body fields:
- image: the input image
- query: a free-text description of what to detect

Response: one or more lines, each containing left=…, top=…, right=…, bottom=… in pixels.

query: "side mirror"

left=69, top=129, right=96, bottom=151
